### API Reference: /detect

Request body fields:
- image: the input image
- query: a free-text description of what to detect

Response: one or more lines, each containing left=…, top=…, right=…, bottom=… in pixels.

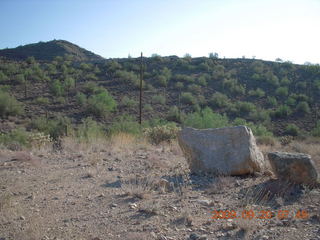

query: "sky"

left=0, top=0, right=319, bottom=64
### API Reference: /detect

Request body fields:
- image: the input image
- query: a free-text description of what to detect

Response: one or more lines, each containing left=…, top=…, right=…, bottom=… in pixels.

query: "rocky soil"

left=0, top=138, right=319, bottom=240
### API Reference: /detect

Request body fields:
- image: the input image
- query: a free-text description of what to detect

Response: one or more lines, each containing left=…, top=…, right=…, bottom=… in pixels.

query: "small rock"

left=189, top=233, right=200, bottom=240
left=19, top=216, right=25, bottom=220
left=195, top=199, right=214, bottom=207
left=129, top=203, right=137, bottom=209
left=110, top=203, right=118, bottom=208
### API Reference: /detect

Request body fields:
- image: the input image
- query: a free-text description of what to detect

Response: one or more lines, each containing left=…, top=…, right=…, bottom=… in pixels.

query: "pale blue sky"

left=0, top=0, right=319, bottom=64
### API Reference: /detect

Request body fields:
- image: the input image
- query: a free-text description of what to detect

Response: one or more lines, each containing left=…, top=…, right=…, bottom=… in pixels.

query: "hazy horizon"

left=1, top=0, right=319, bottom=64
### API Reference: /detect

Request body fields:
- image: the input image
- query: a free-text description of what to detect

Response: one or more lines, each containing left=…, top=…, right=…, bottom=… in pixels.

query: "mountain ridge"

left=0, top=40, right=105, bottom=62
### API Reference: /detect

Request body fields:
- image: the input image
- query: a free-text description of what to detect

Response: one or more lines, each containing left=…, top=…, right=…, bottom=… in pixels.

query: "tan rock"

left=178, top=126, right=265, bottom=175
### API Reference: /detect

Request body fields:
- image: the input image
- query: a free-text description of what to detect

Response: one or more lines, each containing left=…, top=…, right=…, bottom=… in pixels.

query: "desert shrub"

left=76, top=117, right=105, bottom=141
left=249, top=109, right=271, bottom=123
left=166, top=106, right=183, bottom=123
left=295, top=81, right=307, bottom=90
left=212, top=64, right=225, bottom=79
left=187, top=84, right=202, bottom=95
left=232, top=118, right=273, bottom=137
left=286, top=96, right=296, bottom=107
left=175, top=82, right=184, bottom=90
left=222, top=78, right=245, bottom=95
left=175, top=74, right=195, bottom=83
left=275, top=86, right=288, bottom=97
left=0, top=91, right=24, bottom=117
left=29, top=132, right=52, bottom=149
left=197, top=75, right=207, bottom=86
left=0, top=85, right=10, bottom=92
left=209, top=92, right=230, bottom=108
left=0, top=71, right=9, bottom=82
left=76, top=92, right=87, bottom=106
left=273, top=105, right=292, bottom=118
left=152, top=95, right=166, bottom=105
left=34, top=97, right=50, bottom=105
left=295, top=101, right=310, bottom=114
left=56, top=96, right=66, bottom=104
left=115, top=70, right=139, bottom=85
left=280, top=77, right=290, bottom=86
left=143, top=104, right=153, bottom=112
left=256, top=136, right=276, bottom=146
left=31, top=116, right=71, bottom=140
left=109, top=115, right=140, bottom=135
left=284, top=123, right=300, bottom=136
left=14, top=73, right=25, bottom=83
left=265, top=71, right=279, bottom=87
left=143, top=123, right=181, bottom=144
left=181, top=92, right=197, bottom=105
left=248, top=88, right=265, bottom=98
left=184, top=107, right=229, bottom=129
left=267, top=96, right=277, bottom=107
left=83, top=81, right=100, bottom=94
left=63, top=76, right=75, bottom=90
left=86, top=90, right=117, bottom=118
left=121, top=96, right=138, bottom=108
left=0, top=128, right=30, bottom=149
left=235, top=101, right=256, bottom=116
left=156, top=75, right=168, bottom=87
left=50, top=79, right=64, bottom=96
left=311, top=121, right=320, bottom=137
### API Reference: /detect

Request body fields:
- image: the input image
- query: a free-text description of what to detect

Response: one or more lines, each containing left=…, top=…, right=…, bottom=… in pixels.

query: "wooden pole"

left=139, top=52, right=143, bottom=125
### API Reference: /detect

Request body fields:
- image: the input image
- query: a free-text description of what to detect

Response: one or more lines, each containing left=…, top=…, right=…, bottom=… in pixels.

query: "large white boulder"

left=177, top=126, right=265, bottom=175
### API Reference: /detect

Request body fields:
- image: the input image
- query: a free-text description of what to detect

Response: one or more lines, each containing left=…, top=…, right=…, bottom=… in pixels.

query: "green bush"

left=187, top=84, right=202, bottom=95
left=184, top=107, right=229, bottom=129
left=143, top=104, right=153, bottom=112
left=275, top=87, right=288, bottom=97
left=87, top=90, right=117, bottom=118
left=76, top=92, right=87, bottom=106
left=76, top=117, right=105, bottom=141
left=0, top=128, right=30, bottom=149
left=143, top=124, right=181, bottom=144
left=284, top=123, right=300, bottom=136
left=181, top=92, right=197, bottom=105
left=56, top=97, right=66, bottom=104
left=83, top=81, right=101, bottom=94
left=0, top=71, right=9, bottom=82
left=115, top=70, right=139, bottom=85
left=121, top=96, right=138, bottom=108
left=273, top=105, right=292, bottom=118
left=152, top=95, right=166, bottom=105
left=295, top=101, right=310, bottom=114
left=14, top=73, right=25, bottom=84
left=235, top=101, right=256, bottom=116
left=0, top=91, right=24, bottom=117
left=256, top=136, right=276, bottom=146
left=166, top=106, right=183, bottom=123
left=31, top=116, right=72, bottom=140
left=209, top=92, right=230, bottom=108
left=109, top=115, right=140, bottom=135
left=232, top=118, right=273, bottom=137
left=267, top=96, right=277, bottom=107
left=311, top=121, right=320, bottom=137
left=34, top=97, right=50, bottom=105
left=248, top=88, right=265, bottom=98
left=50, top=79, right=64, bottom=97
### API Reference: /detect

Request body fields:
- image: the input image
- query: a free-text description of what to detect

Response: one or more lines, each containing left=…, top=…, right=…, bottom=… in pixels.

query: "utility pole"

left=139, top=52, right=143, bottom=125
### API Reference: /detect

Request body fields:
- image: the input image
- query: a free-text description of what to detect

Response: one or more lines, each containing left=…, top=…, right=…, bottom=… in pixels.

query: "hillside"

left=0, top=40, right=104, bottom=62
left=0, top=40, right=320, bottom=140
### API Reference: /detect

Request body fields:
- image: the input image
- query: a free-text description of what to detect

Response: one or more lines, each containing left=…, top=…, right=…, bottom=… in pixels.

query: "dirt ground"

left=0, top=136, right=319, bottom=240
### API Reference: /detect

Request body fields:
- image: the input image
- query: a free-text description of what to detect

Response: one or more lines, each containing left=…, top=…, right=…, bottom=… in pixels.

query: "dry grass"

left=121, top=175, right=155, bottom=199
